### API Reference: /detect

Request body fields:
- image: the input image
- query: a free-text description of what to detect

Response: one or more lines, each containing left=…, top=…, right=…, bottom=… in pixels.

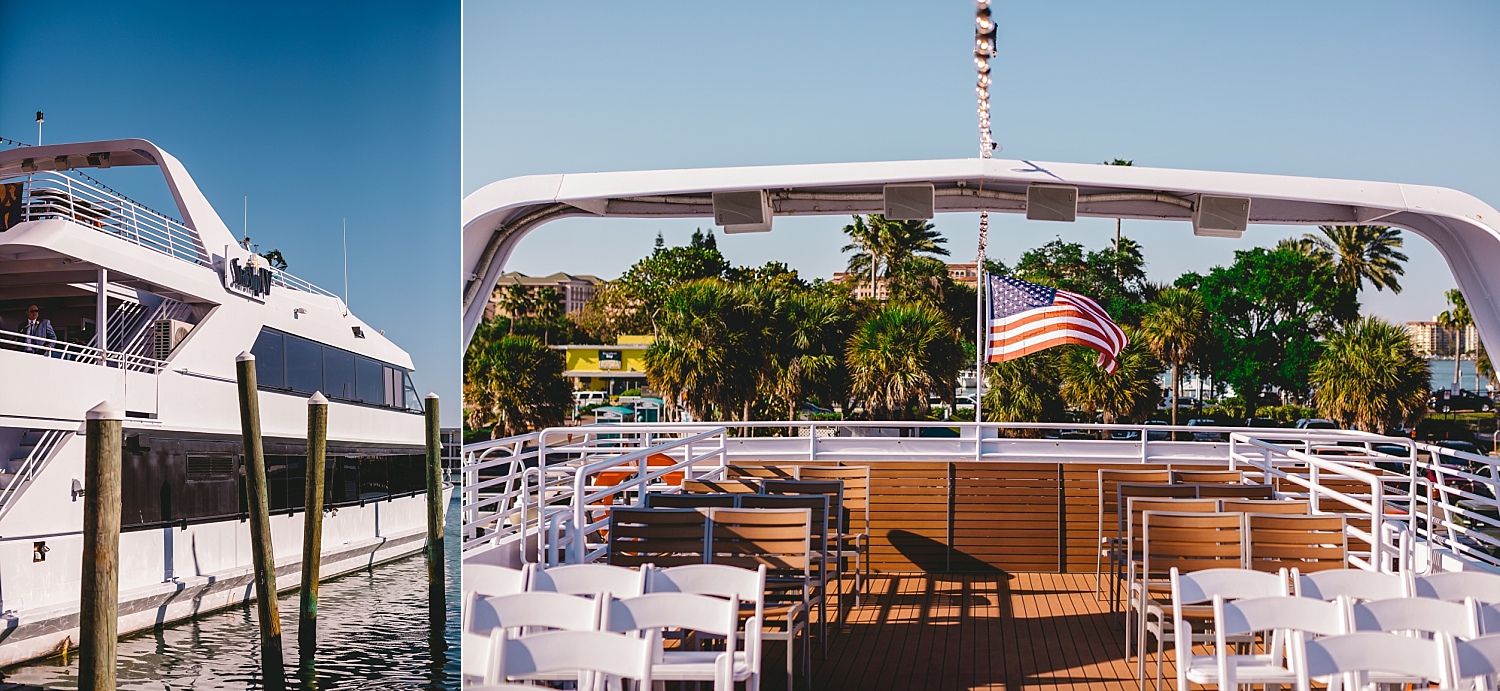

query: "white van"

left=573, top=390, right=607, bottom=407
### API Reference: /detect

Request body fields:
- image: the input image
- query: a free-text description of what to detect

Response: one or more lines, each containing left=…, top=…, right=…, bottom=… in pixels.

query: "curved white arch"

left=0, top=138, right=239, bottom=254
left=462, top=157, right=1500, bottom=347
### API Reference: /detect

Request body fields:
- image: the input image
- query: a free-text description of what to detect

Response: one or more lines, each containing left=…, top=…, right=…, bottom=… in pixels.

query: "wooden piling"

left=424, top=393, right=443, bottom=589
left=298, top=392, right=328, bottom=652
left=235, top=352, right=286, bottom=691
left=79, top=401, right=123, bottom=691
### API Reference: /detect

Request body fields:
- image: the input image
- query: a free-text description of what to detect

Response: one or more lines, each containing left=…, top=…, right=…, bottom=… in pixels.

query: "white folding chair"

left=604, top=592, right=760, bottom=691
left=1296, top=569, right=1408, bottom=601
left=1417, top=571, right=1500, bottom=603
left=483, top=630, right=656, bottom=690
left=646, top=564, right=767, bottom=691
left=530, top=562, right=647, bottom=597
left=1168, top=568, right=1292, bottom=691
left=464, top=563, right=531, bottom=598
left=1201, top=595, right=1345, bottom=691
left=1453, top=634, right=1500, bottom=691
left=465, top=591, right=604, bottom=685
left=1296, top=632, right=1455, bottom=691
left=1348, top=597, right=1480, bottom=639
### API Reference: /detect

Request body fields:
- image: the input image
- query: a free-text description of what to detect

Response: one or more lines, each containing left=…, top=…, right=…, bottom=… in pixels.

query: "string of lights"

left=973, top=0, right=999, bottom=426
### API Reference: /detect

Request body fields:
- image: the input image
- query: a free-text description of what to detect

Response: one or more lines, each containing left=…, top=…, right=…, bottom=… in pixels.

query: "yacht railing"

left=460, top=420, right=1500, bottom=576
left=0, top=327, right=167, bottom=373
left=0, top=429, right=71, bottom=520
left=9, top=172, right=211, bottom=266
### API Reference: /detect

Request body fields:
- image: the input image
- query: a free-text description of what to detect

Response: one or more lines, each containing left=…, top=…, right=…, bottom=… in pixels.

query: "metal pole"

left=298, top=392, right=328, bottom=651
left=425, top=393, right=444, bottom=588
left=974, top=266, right=986, bottom=461
left=235, top=352, right=287, bottom=691
left=79, top=401, right=123, bottom=691
left=96, top=268, right=108, bottom=366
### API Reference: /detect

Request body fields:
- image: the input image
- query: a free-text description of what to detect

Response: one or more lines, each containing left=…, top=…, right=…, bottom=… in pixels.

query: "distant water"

left=2, top=498, right=462, bottom=690
left=1429, top=358, right=1492, bottom=393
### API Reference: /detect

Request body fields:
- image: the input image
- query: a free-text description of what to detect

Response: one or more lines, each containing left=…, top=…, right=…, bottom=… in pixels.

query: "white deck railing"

left=460, top=420, right=1500, bottom=577
left=14, top=172, right=211, bottom=266
left=0, top=327, right=166, bottom=373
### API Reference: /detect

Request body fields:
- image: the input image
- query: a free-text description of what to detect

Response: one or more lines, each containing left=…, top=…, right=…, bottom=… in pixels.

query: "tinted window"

left=324, top=348, right=356, bottom=400
left=251, top=331, right=285, bottom=389
left=286, top=336, right=323, bottom=393
left=402, top=371, right=423, bottom=412
left=357, top=357, right=386, bottom=405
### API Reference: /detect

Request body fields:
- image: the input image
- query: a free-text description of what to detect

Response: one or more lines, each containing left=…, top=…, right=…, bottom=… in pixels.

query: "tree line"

left=465, top=218, right=1476, bottom=438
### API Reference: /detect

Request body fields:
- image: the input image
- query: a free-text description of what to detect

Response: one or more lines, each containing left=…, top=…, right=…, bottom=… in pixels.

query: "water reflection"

left=3, top=498, right=462, bottom=690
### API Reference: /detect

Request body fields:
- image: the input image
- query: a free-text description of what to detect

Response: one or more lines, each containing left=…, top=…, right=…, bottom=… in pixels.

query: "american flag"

left=986, top=275, right=1128, bottom=373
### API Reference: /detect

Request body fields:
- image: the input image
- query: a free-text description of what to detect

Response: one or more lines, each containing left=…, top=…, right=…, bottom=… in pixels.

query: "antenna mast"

left=342, top=217, right=349, bottom=313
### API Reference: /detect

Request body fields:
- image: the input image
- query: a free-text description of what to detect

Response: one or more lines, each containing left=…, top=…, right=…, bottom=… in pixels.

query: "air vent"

left=186, top=456, right=234, bottom=481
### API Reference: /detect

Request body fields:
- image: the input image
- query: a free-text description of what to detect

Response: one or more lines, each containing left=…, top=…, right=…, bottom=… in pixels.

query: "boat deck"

left=787, top=572, right=1159, bottom=691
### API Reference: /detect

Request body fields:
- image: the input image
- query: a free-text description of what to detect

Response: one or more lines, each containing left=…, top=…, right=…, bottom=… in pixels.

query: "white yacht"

left=0, top=139, right=439, bottom=667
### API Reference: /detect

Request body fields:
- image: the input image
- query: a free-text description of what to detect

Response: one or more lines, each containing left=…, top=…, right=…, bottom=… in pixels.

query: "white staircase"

left=0, top=430, right=70, bottom=515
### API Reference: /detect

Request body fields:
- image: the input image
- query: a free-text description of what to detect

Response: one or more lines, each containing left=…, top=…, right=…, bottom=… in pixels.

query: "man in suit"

left=21, top=304, right=56, bottom=355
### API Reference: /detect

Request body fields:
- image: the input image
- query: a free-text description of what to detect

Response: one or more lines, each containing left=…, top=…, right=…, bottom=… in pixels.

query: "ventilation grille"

left=186, top=456, right=235, bottom=481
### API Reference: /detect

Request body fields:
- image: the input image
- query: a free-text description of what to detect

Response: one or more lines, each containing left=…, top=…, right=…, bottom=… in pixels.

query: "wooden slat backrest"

left=608, top=507, right=709, bottom=567
left=1220, top=499, right=1310, bottom=514
left=1246, top=513, right=1347, bottom=572
left=1142, top=511, right=1245, bottom=575
left=1172, top=469, right=1246, bottom=485
left=762, top=479, right=845, bottom=540
left=798, top=465, right=870, bottom=537
left=1193, top=483, right=1276, bottom=500
left=707, top=507, right=812, bottom=572
left=1124, top=498, right=1218, bottom=558
left=739, top=494, right=830, bottom=576
left=683, top=478, right=761, bottom=494
left=725, top=464, right=798, bottom=480
left=1100, top=469, right=1174, bottom=518
left=646, top=493, right=739, bottom=509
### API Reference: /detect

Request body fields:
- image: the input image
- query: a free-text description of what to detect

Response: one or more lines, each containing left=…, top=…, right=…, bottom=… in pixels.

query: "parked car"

left=1245, top=417, right=1284, bottom=428
left=1186, top=418, right=1225, bottom=442
left=1294, top=418, right=1338, bottom=430
left=1430, top=388, right=1495, bottom=413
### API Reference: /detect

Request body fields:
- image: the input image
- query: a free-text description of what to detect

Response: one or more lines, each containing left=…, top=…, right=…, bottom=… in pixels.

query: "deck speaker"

left=883, top=184, right=935, bottom=220
left=1193, top=195, right=1251, bottom=238
left=712, top=190, right=773, bottom=233
left=1026, top=184, right=1078, bottom=222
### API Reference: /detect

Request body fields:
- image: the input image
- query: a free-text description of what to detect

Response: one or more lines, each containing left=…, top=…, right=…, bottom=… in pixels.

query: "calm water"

left=1429, top=358, right=1492, bottom=392
left=2, top=498, right=462, bottom=690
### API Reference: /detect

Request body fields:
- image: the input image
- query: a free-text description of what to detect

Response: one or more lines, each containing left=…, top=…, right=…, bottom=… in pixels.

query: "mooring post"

left=298, top=392, right=328, bottom=652
left=424, top=393, right=443, bottom=590
left=236, top=352, right=287, bottom=691
left=79, top=401, right=122, bottom=691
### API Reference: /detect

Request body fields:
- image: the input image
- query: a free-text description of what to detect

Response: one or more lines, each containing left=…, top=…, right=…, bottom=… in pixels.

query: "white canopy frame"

left=462, top=158, right=1500, bottom=347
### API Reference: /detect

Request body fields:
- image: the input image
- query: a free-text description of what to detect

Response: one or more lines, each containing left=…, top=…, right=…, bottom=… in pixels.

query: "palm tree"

left=495, top=283, right=535, bottom=333
left=982, top=354, right=1066, bottom=428
left=845, top=302, right=959, bottom=420
left=1310, top=317, right=1428, bottom=432
left=532, top=286, right=564, bottom=344
left=1058, top=341, right=1163, bottom=424
left=644, top=280, right=762, bottom=421
left=1137, top=287, right=1207, bottom=425
left=1302, top=225, right=1409, bottom=293
left=772, top=290, right=852, bottom=419
left=464, top=331, right=572, bottom=438
left=841, top=215, right=950, bottom=299
left=1438, top=288, right=1474, bottom=388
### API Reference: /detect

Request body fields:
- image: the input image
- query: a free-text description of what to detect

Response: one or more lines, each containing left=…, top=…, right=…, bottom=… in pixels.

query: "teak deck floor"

left=769, top=572, right=1168, bottom=691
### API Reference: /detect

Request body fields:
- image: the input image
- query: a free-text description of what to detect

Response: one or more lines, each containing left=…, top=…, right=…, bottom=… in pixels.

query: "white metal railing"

left=0, top=327, right=166, bottom=373
left=460, top=419, right=1500, bottom=577
left=271, top=270, right=341, bottom=300
left=0, top=430, right=71, bottom=518
left=13, top=172, right=211, bottom=266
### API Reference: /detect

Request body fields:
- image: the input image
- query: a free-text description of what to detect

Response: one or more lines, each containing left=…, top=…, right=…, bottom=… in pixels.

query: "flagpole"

left=975, top=215, right=987, bottom=461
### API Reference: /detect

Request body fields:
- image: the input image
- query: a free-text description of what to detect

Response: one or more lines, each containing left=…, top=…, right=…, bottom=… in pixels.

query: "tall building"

left=1406, top=320, right=1480, bottom=358
left=485, top=271, right=603, bottom=320
left=833, top=262, right=980, bottom=300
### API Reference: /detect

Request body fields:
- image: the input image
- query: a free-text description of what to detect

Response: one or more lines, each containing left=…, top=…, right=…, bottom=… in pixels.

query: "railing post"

left=79, top=401, right=123, bottom=691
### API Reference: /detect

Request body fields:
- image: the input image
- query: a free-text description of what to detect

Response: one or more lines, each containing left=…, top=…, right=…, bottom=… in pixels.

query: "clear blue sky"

left=465, top=1, right=1500, bottom=326
left=1, top=1, right=461, bottom=424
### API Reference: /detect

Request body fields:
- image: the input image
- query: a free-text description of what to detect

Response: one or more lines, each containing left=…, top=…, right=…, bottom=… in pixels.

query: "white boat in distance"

left=0, top=139, right=440, bottom=667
